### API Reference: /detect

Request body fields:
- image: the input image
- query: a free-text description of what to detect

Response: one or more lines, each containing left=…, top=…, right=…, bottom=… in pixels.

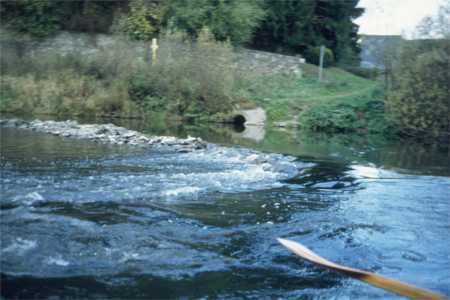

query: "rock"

left=95, top=127, right=109, bottom=135
left=1, top=118, right=208, bottom=152
left=177, top=147, right=192, bottom=153
left=1, top=118, right=26, bottom=127
left=123, top=131, right=137, bottom=138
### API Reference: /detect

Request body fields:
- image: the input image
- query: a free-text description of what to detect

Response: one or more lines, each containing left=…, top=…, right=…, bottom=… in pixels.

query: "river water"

left=1, top=119, right=449, bottom=299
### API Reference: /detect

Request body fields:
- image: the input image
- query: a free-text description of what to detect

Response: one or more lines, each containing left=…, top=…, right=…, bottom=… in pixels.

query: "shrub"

left=0, top=29, right=242, bottom=120
left=300, top=105, right=358, bottom=132
left=127, top=29, right=238, bottom=117
left=342, top=66, right=380, bottom=79
left=166, top=0, right=265, bottom=45
left=112, top=0, right=165, bottom=41
left=386, top=39, right=449, bottom=137
left=304, top=46, right=334, bottom=67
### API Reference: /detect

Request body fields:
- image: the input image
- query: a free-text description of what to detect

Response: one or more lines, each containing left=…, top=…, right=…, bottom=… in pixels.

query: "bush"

left=304, top=46, right=334, bottom=67
left=166, top=0, right=265, bottom=45
left=300, top=105, right=358, bottom=132
left=0, top=29, right=242, bottom=120
left=0, top=1, right=123, bottom=37
left=112, top=0, right=165, bottom=41
left=386, top=39, right=449, bottom=137
left=342, top=66, right=380, bottom=79
left=0, top=0, right=63, bottom=38
left=127, top=29, right=238, bottom=117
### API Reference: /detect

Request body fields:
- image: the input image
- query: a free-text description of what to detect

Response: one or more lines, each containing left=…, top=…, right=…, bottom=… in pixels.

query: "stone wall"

left=1, top=30, right=305, bottom=76
left=236, top=48, right=304, bottom=75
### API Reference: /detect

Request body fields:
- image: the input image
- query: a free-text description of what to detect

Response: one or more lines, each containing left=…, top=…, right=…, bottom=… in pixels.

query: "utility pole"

left=318, top=45, right=325, bottom=82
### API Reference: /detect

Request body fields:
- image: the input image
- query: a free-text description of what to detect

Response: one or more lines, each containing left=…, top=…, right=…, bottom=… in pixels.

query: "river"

left=1, top=117, right=449, bottom=299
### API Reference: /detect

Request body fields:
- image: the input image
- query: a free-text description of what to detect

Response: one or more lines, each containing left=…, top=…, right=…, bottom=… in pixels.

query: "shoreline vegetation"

left=0, top=30, right=388, bottom=134
left=0, top=29, right=448, bottom=143
left=0, top=0, right=448, bottom=142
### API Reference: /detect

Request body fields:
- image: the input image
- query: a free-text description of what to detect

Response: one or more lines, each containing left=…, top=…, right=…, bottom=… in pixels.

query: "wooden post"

left=151, top=38, right=159, bottom=65
left=318, top=45, right=325, bottom=82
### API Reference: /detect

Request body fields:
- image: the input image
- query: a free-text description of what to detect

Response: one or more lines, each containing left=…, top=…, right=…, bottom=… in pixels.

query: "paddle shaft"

left=277, top=238, right=448, bottom=300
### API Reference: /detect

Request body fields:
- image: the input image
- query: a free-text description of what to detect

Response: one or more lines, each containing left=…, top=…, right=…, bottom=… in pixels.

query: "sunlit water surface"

left=1, top=122, right=449, bottom=299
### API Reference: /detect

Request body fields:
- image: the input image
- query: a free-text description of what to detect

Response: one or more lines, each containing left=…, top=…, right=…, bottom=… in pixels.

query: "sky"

left=355, top=0, right=445, bottom=37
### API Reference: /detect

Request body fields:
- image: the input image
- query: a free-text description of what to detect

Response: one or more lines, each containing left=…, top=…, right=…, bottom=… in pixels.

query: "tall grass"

left=0, top=29, right=243, bottom=120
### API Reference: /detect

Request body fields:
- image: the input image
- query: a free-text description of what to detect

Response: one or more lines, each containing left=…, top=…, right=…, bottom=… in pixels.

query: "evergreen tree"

left=251, top=0, right=363, bottom=65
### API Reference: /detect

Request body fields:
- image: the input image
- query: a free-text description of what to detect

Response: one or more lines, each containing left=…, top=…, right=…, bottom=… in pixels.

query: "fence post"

left=318, top=45, right=325, bottom=82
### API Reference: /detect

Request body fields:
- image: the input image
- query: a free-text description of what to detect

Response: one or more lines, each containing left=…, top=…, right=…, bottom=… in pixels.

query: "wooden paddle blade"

left=277, top=238, right=448, bottom=300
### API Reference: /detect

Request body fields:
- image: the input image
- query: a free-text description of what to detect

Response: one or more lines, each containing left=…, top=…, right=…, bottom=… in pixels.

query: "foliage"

left=0, top=31, right=242, bottom=121
left=112, top=0, right=166, bottom=41
left=240, top=63, right=388, bottom=133
left=0, top=0, right=65, bottom=37
left=1, top=0, right=366, bottom=60
left=165, top=0, right=265, bottom=44
left=0, top=72, right=137, bottom=117
left=250, top=0, right=363, bottom=64
left=298, top=98, right=392, bottom=134
left=0, top=0, right=123, bottom=37
left=386, top=39, right=449, bottom=137
left=128, top=29, right=238, bottom=117
left=342, top=66, right=380, bottom=79
left=384, top=3, right=450, bottom=139
left=415, top=0, right=450, bottom=39
left=304, top=46, right=334, bottom=67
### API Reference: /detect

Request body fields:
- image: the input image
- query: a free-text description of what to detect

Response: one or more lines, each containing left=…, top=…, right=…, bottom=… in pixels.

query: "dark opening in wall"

left=232, top=115, right=246, bottom=132
left=233, top=115, right=246, bottom=126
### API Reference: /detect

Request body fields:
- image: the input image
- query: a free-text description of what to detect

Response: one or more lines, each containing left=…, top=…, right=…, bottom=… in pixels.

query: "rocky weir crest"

left=0, top=119, right=207, bottom=153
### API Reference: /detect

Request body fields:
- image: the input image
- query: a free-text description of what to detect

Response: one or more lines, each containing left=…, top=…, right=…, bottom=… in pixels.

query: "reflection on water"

left=9, top=113, right=448, bottom=177
left=1, top=118, right=449, bottom=299
left=101, top=115, right=448, bottom=177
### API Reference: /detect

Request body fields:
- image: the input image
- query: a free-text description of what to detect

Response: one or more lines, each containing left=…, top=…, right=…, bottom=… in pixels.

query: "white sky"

left=355, top=0, right=445, bottom=37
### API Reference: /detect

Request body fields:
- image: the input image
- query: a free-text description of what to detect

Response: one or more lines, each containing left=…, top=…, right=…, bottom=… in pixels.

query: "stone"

left=1, top=118, right=208, bottom=152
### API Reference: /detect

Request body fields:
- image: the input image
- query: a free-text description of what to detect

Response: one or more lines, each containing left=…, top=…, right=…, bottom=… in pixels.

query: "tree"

left=0, top=0, right=67, bottom=37
left=250, top=0, right=363, bottom=65
left=415, top=0, right=450, bottom=39
left=164, top=0, right=265, bottom=45
left=385, top=2, right=450, bottom=138
left=113, top=0, right=166, bottom=41
left=0, top=0, right=124, bottom=37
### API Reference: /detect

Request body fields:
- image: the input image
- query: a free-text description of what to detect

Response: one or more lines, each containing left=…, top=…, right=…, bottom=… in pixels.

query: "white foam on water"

left=46, top=255, right=70, bottom=266
left=2, top=238, right=37, bottom=254
left=4, top=143, right=308, bottom=205
left=163, top=186, right=202, bottom=197
left=168, top=163, right=285, bottom=193
left=347, top=165, right=402, bottom=179
left=119, top=252, right=141, bottom=263
left=14, top=191, right=45, bottom=205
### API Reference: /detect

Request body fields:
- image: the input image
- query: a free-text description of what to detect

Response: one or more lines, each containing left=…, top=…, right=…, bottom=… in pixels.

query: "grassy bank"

left=1, top=30, right=389, bottom=135
left=239, top=65, right=390, bottom=134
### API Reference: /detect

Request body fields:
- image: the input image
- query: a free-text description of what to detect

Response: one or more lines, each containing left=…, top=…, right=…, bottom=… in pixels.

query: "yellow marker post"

left=151, top=38, right=158, bottom=65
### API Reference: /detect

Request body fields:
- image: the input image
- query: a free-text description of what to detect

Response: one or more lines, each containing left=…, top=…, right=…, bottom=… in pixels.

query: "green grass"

left=240, top=64, right=391, bottom=134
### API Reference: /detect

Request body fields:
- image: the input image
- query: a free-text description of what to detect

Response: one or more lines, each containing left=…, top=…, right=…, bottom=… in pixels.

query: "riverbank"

left=241, top=67, right=387, bottom=134
left=0, top=30, right=390, bottom=135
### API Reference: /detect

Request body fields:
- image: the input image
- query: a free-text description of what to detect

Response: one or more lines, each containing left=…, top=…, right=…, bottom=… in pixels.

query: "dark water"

left=1, top=120, right=449, bottom=299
